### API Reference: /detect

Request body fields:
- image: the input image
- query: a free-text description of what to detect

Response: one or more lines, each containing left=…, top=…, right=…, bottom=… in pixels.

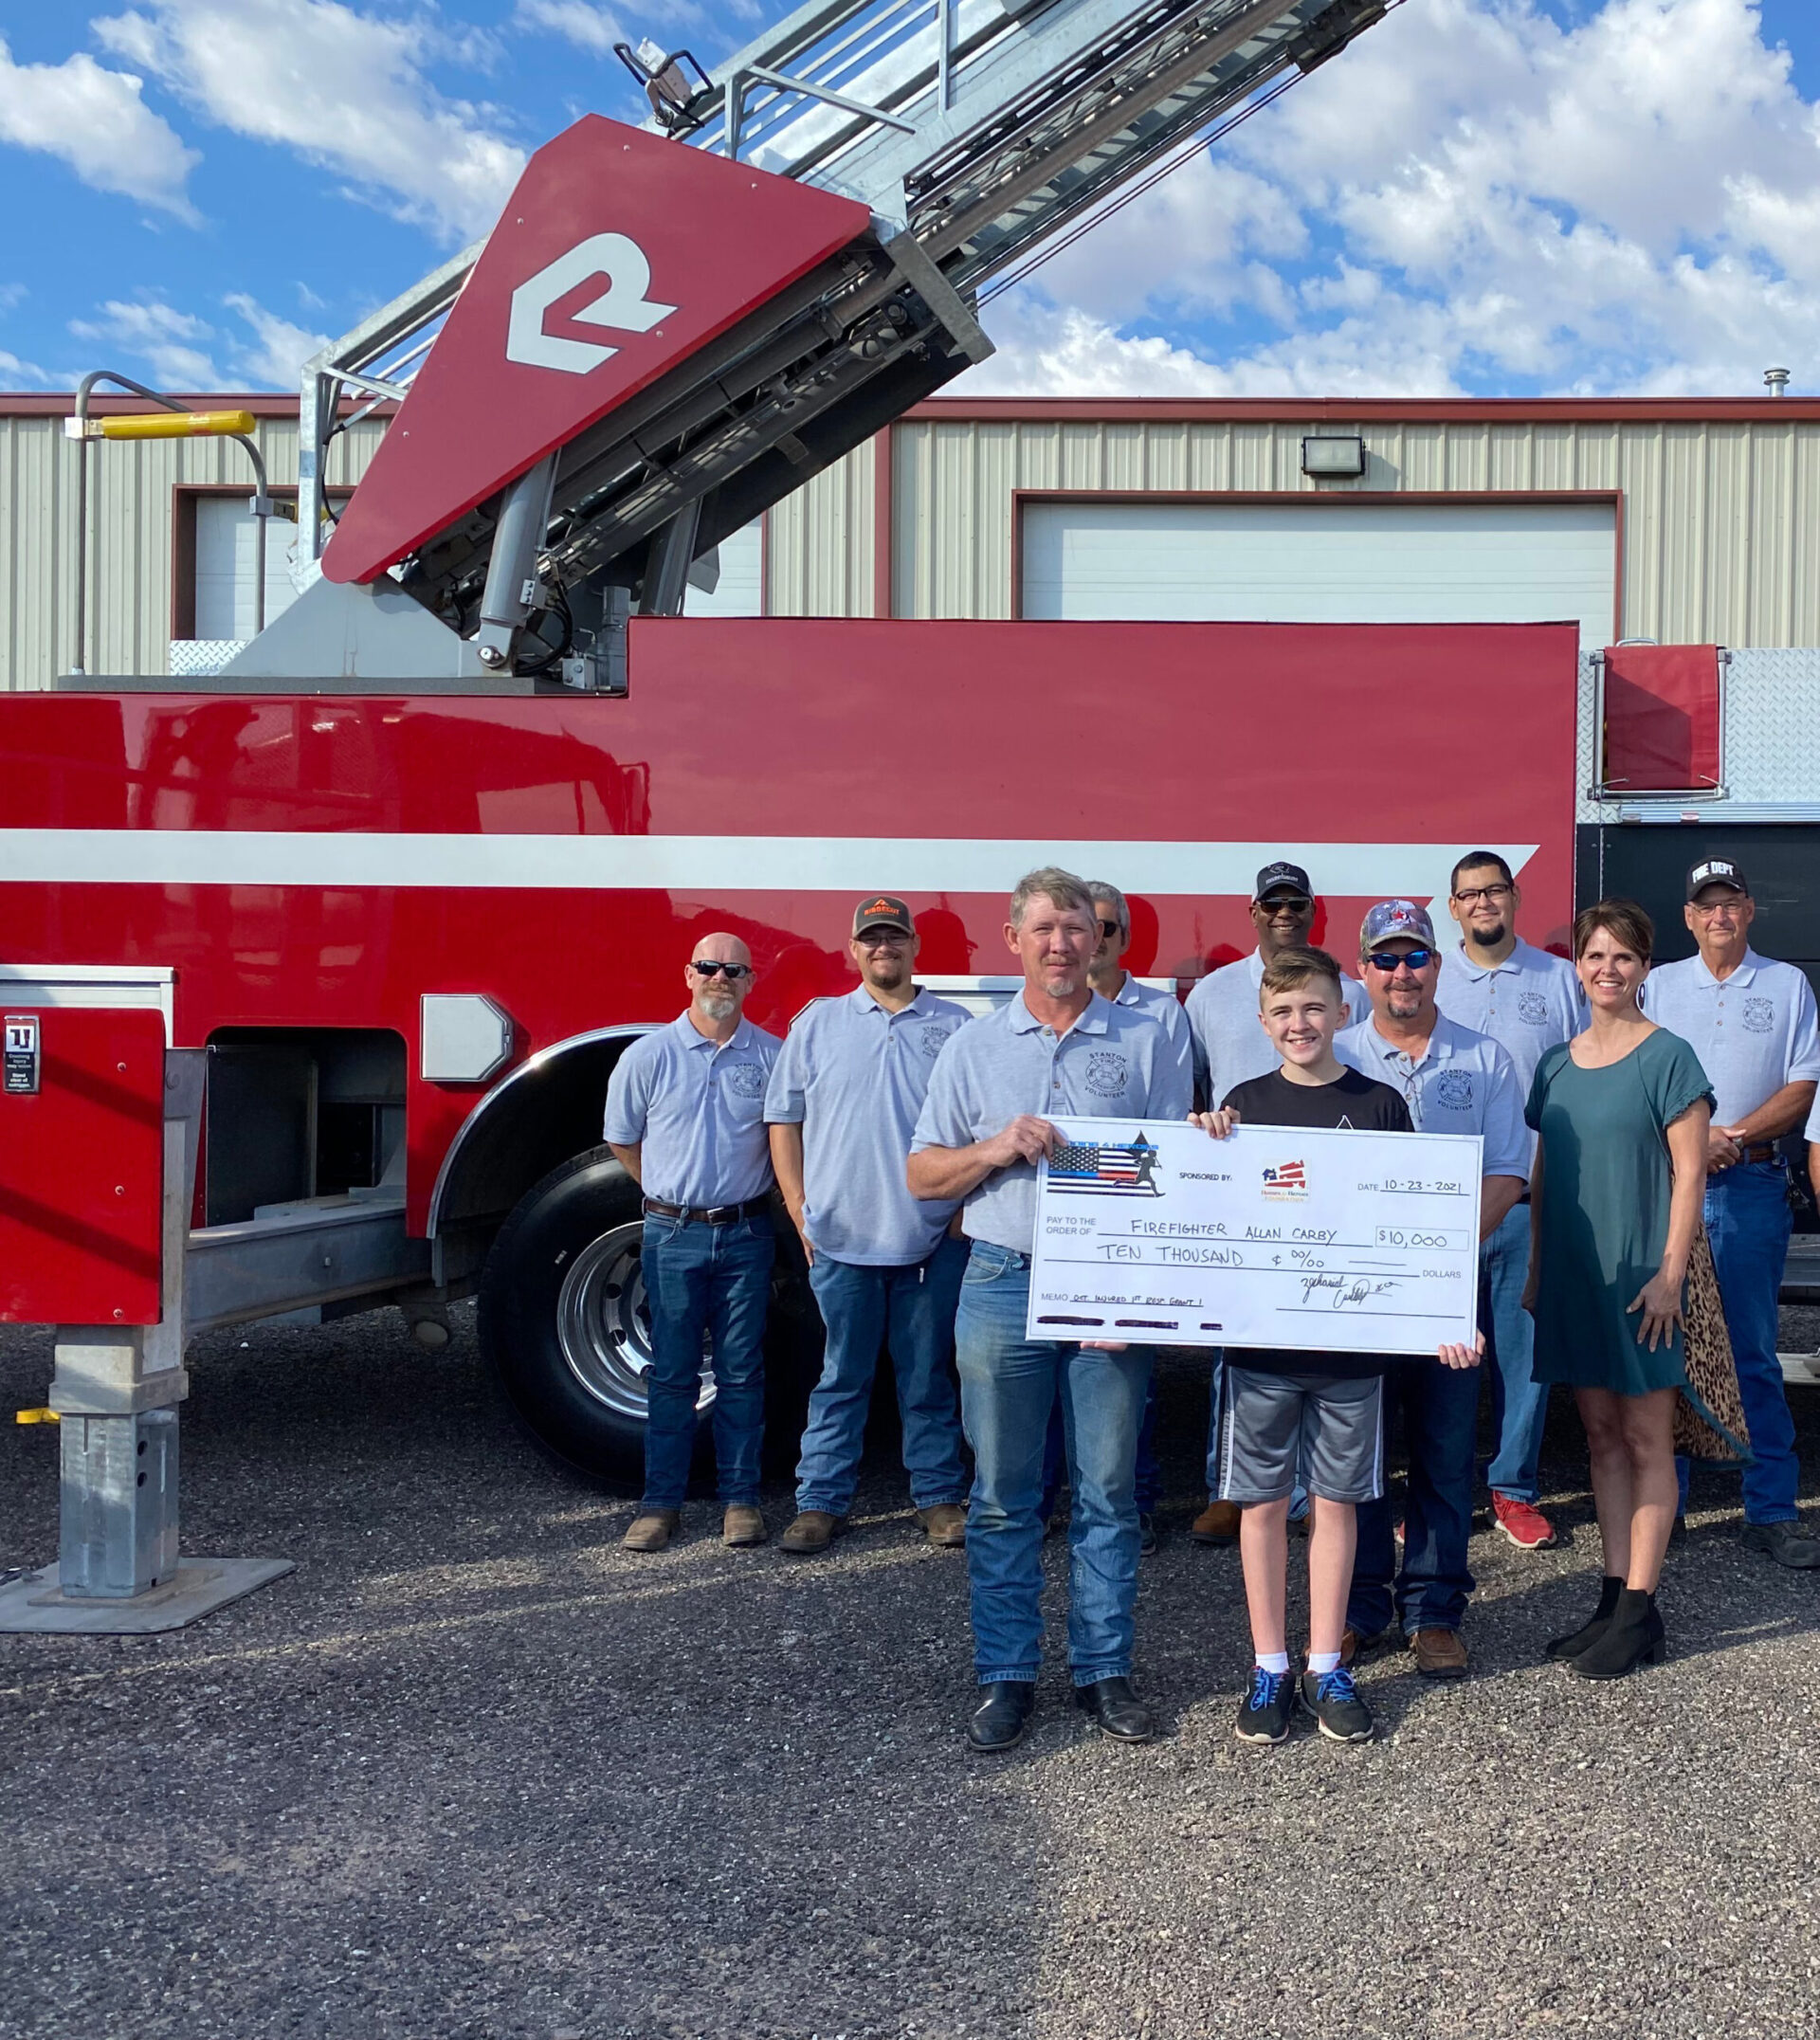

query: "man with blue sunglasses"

left=1335, top=901, right=1526, bottom=1679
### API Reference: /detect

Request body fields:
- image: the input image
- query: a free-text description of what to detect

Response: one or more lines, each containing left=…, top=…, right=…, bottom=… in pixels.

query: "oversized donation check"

left=1027, top=1118, right=1482, bottom=1357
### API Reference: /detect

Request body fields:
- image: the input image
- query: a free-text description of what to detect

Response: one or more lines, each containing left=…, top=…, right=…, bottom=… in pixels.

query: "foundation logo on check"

left=1261, top=1158, right=1309, bottom=1201
left=1048, top=1133, right=1162, bottom=1196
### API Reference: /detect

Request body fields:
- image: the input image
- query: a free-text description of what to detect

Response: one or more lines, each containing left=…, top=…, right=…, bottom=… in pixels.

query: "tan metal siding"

left=763, top=434, right=875, bottom=617
left=885, top=413, right=1820, bottom=644
left=0, top=413, right=387, bottom=689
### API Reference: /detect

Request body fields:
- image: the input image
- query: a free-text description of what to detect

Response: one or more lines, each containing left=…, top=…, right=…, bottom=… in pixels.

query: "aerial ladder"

left=187, top=0, right=1393, bottom=693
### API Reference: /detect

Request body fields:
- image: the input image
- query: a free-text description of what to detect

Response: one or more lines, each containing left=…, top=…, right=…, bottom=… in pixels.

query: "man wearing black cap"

left=1183, top=863, right=1368, bottom=1544
left=1641, top=858, right=1820, bottom=1566
left=766, top=897, right=974, bottom=1554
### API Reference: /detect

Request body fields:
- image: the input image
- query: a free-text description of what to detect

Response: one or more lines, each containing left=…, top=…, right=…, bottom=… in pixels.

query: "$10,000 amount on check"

left=1025, top=1118, right=1483, bottom=1357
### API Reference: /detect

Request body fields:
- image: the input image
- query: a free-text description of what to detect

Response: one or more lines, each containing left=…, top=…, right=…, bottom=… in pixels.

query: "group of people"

left=601, top=853, right=1820, bottom=1752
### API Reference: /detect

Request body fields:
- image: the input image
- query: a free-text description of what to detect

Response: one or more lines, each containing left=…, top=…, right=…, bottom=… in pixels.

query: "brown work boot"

left=1410, top=1627, right=1468, bottom=1679
left=1190, top=1498, right=1241, bottom=1546
left=722, top=1503, right=768, bottom=1548
left=622, top=1509, right=681, bottom=1553
left=917, top=1503, right=967, bottom=1548
left=779, top=1509, right=842, bottom=1555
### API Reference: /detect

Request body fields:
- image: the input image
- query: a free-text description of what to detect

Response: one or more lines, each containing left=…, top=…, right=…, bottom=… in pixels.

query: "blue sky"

left=1, top=0, right=1817, bottom=398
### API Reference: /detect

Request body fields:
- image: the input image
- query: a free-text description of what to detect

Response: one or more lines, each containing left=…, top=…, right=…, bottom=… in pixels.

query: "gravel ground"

left=4, top=1308, right=1820, bottom=2040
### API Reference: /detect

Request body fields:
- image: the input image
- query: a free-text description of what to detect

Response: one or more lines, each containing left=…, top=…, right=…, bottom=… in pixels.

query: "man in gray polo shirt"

left=909, top=867, right=1193, bottom=1754
left=1337, top=900, right=1525, bottom=1679
left=1641, top=857, right=1820, bottom=1568
left=605, top=932, right=783, bottom=1555
left=767, top=894, right=972, bottom=1557
left=1184, top=861, right=1368, bottom=1546
left=1437, top=848, right=1585, bottom=1553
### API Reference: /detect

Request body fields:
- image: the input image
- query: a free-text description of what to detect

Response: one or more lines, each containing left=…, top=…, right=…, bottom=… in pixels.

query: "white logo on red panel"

left=505, top=232, right=679, bottom=374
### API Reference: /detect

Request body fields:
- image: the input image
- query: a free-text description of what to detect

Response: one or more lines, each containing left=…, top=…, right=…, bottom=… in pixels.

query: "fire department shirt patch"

left=1435, top=1070, right=1474, bottom=1110
left=919, top=1023, right=959, bottom=1059
left=724, top=1061, right=769, bottom=1098
left=1518, top=992, right=1549, bottom=1025
left=1742, top=997, right=1774, bottom=1033
left=1084, top=1051, right=1132, bottom=1097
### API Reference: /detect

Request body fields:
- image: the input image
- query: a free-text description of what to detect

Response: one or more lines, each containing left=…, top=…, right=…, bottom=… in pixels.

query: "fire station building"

left=6, top=392, right=1820, bottom=686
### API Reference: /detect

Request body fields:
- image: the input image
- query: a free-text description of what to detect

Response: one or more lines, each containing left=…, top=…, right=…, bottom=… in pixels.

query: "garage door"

left=1021, top=501, right=1616, bottom=646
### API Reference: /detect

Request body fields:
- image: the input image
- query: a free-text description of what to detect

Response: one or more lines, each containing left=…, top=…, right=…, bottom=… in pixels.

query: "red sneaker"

left=1492, top=1492, right=1556, bottom=1550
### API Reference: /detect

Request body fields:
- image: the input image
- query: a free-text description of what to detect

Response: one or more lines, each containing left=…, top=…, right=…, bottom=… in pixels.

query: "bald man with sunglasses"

left=607, top=933, right=783, bottom=1553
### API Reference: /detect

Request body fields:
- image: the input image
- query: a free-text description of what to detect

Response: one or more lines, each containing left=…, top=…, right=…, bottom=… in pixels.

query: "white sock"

left=1306, top=1649, right=1340, bottom=1675
left=1255, top=1650, right=1290, bottom=1675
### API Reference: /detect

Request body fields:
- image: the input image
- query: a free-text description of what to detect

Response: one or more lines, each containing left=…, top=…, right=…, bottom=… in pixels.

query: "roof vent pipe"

left=1765, top=366, right=1791, bottom=396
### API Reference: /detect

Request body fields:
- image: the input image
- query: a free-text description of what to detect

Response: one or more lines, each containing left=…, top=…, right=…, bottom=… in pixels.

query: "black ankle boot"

left=1569, top=1587, right=1665, bottom=1681
left=1545, top=1576, right=1624, bottom=1661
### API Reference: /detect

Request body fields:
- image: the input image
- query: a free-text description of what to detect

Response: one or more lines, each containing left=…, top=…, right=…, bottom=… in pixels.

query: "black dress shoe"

left=966, top=1682, right=1035, bottom=1753
left=1074, top=1676, right=1156, bottom=1743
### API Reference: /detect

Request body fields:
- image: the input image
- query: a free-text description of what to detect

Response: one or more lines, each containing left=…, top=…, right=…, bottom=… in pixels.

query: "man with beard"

left=1335, top=902, right=1525, bottom=1679
left=1184, top=863, right=1369, bottom=1546
left=1436, top=851, right=1584, bottom=1552
left=767, top=896, right=973, bottom=1555
left=909, top=868, right=1193, bottom=1753
left=607, top=932, right=782, bottom=1553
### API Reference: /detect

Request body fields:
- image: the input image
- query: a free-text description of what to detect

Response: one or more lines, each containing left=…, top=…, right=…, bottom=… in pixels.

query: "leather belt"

left=642, top=1195, right=770, bottom=1226
left=1740, top=1142, right=1780, bottom=1165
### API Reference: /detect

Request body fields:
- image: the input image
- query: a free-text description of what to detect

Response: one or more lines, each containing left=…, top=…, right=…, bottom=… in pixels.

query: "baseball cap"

left=1253, top=861, right=1313, bottom=902
left=1360, top=899, right=1437, bottom=950
left=852, top=894, right=915, bottom=937
left=1686, top=857, right=1748, bottom=901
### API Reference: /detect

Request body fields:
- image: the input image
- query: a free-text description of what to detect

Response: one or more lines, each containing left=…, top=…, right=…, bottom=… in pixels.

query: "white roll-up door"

left=1021, top=500, right=1616, bottom=646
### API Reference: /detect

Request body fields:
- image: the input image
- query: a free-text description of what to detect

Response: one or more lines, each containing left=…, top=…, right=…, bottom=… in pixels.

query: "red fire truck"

left=0, top=0, right=1770, bottom=1625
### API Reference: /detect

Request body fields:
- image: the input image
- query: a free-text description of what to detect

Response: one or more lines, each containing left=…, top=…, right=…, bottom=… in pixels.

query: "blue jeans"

left=1041, top=1374, right=1160, bottom=1517
left=796, top=1236, right=969, bottom=1516
left=1483, top=1201, right=1549, bottom=1503
left=1678, top=1162, right=1798, bottom=1523
left=639, top=1212, right=773, bottom=1511
left=955, top=1241, right=1150, bottom=1685
left=1349, top=1357, right=1480, bottom=1637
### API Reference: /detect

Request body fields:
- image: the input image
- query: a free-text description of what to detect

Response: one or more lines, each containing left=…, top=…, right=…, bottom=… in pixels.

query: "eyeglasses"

left=1097, top=919, right=1124, bottom=940
left=1689, top=897, right=1745, bottom=917
left=1258, top=896, right=1312, bottom=914
left=855, top=928, right=911, bottom=947
left=1452, top=883, right=1512, bottom=905
left=1366, top=948, right=1435, bottom=973
left=690, top=959, right=753, bottom=980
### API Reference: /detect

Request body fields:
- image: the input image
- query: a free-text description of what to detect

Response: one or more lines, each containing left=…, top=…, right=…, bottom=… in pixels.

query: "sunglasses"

left=1258, top=895, right=1313, bottom=913
left=690, top=959, right=753, bottom=981
left=855, top=927, right=912, bottom=946
left=1366, top=947, right=1435, bottom=973
left=1097, top=919, right=1123, bottom=939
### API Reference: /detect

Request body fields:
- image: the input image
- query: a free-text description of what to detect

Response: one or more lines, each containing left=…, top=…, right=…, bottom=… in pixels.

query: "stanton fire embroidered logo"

left=1262, top=1159, right=1309, bottom=1201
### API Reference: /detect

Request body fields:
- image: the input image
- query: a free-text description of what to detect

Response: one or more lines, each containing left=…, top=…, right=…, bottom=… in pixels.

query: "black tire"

left=478, top=1144, right=820, bottom=1490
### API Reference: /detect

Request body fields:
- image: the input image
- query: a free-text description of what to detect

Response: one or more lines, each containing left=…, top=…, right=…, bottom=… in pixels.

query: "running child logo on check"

left=1261, top=1159, right=1309, bottom=1202
left=1048, top=1133, right=1161, bottom=1196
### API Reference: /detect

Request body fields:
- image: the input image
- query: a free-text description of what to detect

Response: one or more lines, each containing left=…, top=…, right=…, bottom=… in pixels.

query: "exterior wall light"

left=1301, top=434, right=1367, bottom=478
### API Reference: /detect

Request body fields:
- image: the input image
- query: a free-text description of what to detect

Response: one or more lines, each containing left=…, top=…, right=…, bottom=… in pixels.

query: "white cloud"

left=966, top=0, right=1820, bottom=398
left=223, top=292, right=332, bottom=386
left=94, top=0, right=525, bottom=243
left=515, top=1, right=628, bottom=54
left=69, top=299, right=222, bottom=388
left=0, top=347, right=58, bottom=387
left=0, top=33, right=199, bottom=218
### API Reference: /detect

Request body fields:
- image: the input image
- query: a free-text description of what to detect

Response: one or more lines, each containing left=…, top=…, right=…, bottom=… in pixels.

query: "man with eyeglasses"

left=766, top=896, right=973, bottom=1557
left=1184, top=863, right=1368, bottom=1546
left=1335, top=901, right=1525, bottom=1679
left=1641, top=858, right=1820, bottom=1568
left=1435, top=850, right=1585, bottom=1553
left=607, top=933, right=783, bottom=1554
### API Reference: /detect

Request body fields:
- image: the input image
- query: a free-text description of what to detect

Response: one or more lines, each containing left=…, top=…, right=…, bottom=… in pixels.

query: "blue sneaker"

left=1234, top=1666, right=1297, bottom=1744
left=1300, top=1666, right=1374, bottom=1743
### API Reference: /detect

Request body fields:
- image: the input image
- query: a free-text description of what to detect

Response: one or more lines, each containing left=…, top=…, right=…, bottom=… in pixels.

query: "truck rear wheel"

left=478, top=1146, right=818, bottom=1490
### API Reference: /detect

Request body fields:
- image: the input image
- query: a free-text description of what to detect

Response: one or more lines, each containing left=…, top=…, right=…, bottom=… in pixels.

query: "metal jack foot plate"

left=0, top=1557, right=295, bottom=1634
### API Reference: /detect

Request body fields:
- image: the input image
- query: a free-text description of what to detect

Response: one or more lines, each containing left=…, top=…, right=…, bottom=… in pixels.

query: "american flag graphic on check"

left=1047, top=1134, right=1161, bottom=1196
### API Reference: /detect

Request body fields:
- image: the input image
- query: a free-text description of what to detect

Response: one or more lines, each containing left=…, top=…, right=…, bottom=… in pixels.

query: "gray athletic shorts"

left=1214, top=1365, right=1385, bottom=1505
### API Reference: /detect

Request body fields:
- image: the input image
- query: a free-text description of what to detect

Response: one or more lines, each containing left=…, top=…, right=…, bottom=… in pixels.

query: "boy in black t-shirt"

left=1194, top=946, right=1473, bottom=1747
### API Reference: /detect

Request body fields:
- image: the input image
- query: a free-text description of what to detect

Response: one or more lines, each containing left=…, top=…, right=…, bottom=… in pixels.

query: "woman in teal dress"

left=1524, top=899, right=1713, bottom=1680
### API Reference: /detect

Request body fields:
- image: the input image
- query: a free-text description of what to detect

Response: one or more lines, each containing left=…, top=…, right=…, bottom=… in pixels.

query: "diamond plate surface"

left=167, top=640, right=243, bottom=677
left=1725, top=648, right=1820, bottom=802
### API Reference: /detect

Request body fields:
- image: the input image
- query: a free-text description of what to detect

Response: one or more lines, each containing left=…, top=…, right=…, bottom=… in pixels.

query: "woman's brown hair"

left=1572, top=897, right=1654, bottom=963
